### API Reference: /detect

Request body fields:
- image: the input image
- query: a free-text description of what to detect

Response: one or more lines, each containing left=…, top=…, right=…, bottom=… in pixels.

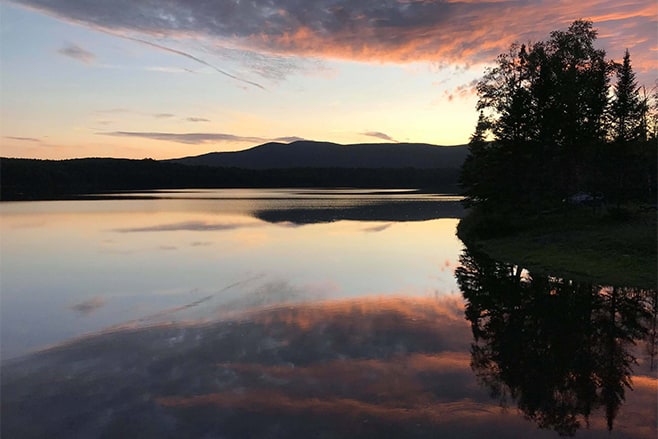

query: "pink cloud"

left=15, top=0, right=657, bottom=82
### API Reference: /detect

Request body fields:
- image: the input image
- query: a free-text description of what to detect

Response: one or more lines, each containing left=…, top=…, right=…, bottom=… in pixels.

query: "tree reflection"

left=455, top=246, right=656, bottom=436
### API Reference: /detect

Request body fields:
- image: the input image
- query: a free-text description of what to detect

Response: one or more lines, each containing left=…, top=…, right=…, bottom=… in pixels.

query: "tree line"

left=0, top=157, right=461, bottom=200
left=461, top=20, right=657, bottom=211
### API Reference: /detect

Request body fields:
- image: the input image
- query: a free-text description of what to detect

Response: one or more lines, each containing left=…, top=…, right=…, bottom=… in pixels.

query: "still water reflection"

left=456, top=247, right=657, bottom=437
left=1, top=189, right=656, bottom=438
left=1, top=189, right=464, bottom=360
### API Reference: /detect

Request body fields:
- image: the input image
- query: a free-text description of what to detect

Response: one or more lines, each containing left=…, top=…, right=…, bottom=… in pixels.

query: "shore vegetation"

left=458, top=20, right=657, bottom=288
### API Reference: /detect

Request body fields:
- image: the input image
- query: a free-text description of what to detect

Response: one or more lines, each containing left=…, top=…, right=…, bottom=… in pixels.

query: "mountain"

left=1, top=141, right=469, bottom=200
left=168, top=140, right=468, bottom=169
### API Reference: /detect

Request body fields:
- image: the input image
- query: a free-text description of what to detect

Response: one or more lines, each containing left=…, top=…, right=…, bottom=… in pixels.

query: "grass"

left=458, top=205, right=657, bottom=289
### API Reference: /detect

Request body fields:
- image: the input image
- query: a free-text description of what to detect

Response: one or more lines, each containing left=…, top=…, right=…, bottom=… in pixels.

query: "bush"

left=457, top=208, right=518, bottom=242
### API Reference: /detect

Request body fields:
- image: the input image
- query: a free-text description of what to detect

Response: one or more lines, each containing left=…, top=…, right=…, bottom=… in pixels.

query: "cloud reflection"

left=70, top=297, right=105, bottom=316
left=362, top=223, right=393, bottom=233
left=2, top=295, right=655, bottom=438
left=114, top=220, right=261, bottom=233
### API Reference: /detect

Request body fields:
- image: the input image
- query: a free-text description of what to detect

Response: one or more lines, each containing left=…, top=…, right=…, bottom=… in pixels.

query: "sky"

left=1, top=0, right=656, bottom=160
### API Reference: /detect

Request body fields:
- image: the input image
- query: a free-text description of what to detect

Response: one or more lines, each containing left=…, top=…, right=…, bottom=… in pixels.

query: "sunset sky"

left=1, top=0, right=656, bottom=160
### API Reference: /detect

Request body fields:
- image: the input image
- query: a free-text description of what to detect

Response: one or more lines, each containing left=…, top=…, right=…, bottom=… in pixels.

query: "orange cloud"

left=235, top=0, right=656, bottom=68
left=17, top=0, right=656, bottom=79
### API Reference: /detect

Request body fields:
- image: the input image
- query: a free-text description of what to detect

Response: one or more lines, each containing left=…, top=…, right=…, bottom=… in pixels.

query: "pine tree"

left=463, top=20, right=611, bottom=207
left=610, top=50, right=645, bottom=143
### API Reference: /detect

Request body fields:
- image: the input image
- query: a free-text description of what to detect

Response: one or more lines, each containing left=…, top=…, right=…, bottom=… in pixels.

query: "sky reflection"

left=2, top=295, right=655, bottom=438
left=4, top=190, right=654, bottom=437
left=0, top=190, right=463, bottom=359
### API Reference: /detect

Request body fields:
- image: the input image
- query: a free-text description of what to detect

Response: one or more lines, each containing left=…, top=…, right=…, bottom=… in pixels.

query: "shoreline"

left=457, top=206, right=657, bottom=289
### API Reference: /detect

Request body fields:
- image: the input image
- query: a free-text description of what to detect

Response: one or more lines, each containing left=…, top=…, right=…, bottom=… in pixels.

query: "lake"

left=1, top=189, right=656, bottom=438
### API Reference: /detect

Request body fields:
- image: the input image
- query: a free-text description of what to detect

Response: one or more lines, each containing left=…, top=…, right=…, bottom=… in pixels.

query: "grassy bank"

left=457, top=205, right=657, bottom=289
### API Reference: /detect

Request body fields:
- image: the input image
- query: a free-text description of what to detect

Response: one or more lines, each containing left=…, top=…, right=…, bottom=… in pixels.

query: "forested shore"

left=458, top=20, right=657, bottom=287
left=0, top=157, right=461, bottom=200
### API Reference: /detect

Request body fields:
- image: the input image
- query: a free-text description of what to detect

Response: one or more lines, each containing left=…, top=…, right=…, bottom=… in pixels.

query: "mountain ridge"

left=168, top=140, right=468, bottom=169
left=1, top=140, right=469, bottom=199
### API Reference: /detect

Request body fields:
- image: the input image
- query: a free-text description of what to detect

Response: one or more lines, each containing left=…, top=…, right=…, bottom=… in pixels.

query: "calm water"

left=0, top=189, right=464, bottom=359
left=1, top=189, right=656, bottom=438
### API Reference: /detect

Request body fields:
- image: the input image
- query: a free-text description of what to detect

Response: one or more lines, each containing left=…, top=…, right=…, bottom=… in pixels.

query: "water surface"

left=1, top=189, right=655, bottom=438
left=1, top=189, right=464, bottom=359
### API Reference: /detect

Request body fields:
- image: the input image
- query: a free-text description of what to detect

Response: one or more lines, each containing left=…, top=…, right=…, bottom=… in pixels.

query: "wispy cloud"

left=14, top=0, right=656, bottom=76
left=100, top=131, right=266, bottom=145
left=272, top=136, right=306, bottom=143
left=442, top=79, right=479, bottom=102
left=116, top=33, right=266, bottom=90
left=99, top=131, right=303, bottom=145
left=95, top=108, right=131, bottom=115
left=360, top=131, right=399, bottom=143
left=57, top=42, right=95, bottom=63
left=4, top=136, right=41, bottom=142
left=144, top=66, right=197, bottom=74
left=95, top=109, right=212, bottom=123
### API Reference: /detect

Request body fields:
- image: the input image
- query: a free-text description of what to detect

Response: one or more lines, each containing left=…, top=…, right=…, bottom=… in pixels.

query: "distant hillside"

left=169, top=140, right=468, bottom=169
left=0, top=158, right=464, bottom=200
left=1, top=141, right=469, bottom=200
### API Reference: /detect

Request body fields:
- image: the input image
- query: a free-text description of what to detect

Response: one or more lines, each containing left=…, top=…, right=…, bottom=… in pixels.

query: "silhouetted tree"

left=599, top=52, right=655, bottom=204
left=460, top=111, right=502, bottom=207
left=465, top=23, right=658, bottom=215
left=610, top=50, right=646, bottom=143
left=646, top=81, right=658, bottom=141
left=468, top=43, right=538, bottom=207
left=464, top=20, right=611, bottom=208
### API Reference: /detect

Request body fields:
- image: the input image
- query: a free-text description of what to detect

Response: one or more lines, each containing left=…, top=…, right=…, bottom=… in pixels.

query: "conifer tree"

left=610, top=50, right=645, bottom=143
left=463, top=20, right=611, bottom=207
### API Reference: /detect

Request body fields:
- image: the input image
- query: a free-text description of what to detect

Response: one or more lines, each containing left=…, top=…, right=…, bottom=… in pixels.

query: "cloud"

left=95, top=108, right=131, bottom=114
left=57, top=42, right=95, bottom=63
left=4, top=136, right=41, bottom=142
left=144, top=66, right=197, bottom=74
left=360, top=131, right=399, bottom=142
left=14, top=0, right=656, bottom=78
left=99, top=131, right=304, bottom=145
left=272, top=136, right=306, bottom=143
left=442, top=79, right=479, bottom=102
left=186, top=117, right=210, bottom=122
left=206, top=43, right=321, bottom=82
left=100, top=131, right=268, bottom=145
left=154, top=113, right=175, bottom=119
left=116, top=33, right=266, bottom=89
